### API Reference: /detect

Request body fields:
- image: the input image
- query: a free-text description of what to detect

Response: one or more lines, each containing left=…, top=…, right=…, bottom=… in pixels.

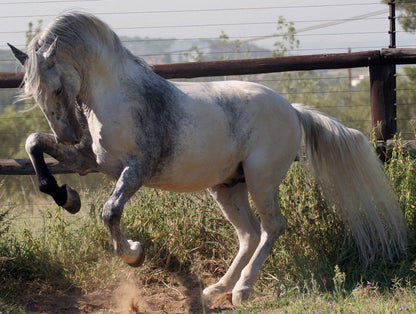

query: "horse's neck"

left=78, top=56, right=124, bottom=104
left=80, top=57, right=173, bottom=111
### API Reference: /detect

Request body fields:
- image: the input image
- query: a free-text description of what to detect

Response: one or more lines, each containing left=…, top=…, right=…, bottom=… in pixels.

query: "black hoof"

left=61, top=184, right=81, bottom=214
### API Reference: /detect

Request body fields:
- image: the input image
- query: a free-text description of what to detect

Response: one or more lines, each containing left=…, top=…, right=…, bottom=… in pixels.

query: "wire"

left=0, top=3, right=386, bottom=19
left=0, top=20, right=390, bottom=35
left=118, top=35, right=382, bottom=44
left=138, top=10, right=387, bottom=58
left=138, top=35, right=385, bottom=57
left=97, top=3, right=385, bottom=15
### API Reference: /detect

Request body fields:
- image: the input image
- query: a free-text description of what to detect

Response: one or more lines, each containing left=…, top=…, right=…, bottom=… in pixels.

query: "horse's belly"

left=144, top=177, right=219, bottom=192
left=144, top=154, right=240, bottom=192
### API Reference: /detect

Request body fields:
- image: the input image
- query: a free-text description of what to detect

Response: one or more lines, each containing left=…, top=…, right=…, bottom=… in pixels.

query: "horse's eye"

left=55, top=87, right=63, bottom=97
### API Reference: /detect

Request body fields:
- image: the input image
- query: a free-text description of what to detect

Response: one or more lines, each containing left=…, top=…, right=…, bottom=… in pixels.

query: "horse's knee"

left=25, top=132, right=43, bottom=154
left=102, top=200, right=123, bottom=226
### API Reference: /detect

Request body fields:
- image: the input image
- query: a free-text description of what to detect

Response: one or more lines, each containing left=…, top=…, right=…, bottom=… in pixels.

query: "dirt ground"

left=23, top=271, right=235, bottom=314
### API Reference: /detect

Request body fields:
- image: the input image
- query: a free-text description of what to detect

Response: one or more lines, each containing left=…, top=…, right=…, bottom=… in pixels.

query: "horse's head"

left=8, top=38, right=83, bottom=145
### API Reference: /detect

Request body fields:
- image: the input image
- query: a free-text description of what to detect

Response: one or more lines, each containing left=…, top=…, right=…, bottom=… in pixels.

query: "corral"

left=1, top=2, right=416, bottom=313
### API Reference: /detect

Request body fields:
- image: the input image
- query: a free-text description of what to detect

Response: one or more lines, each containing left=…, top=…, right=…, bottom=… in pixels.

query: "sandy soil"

left=23, top=271, right=235, bottom=314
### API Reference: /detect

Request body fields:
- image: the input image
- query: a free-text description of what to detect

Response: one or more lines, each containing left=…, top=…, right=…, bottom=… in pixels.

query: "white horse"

left=9, top=12, right=407, bottom=306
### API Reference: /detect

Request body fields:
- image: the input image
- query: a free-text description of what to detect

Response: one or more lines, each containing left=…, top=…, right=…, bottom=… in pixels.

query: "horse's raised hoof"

left=125, top=240, right=145, bottom=267
left=61, top=184, right=81, bottom=214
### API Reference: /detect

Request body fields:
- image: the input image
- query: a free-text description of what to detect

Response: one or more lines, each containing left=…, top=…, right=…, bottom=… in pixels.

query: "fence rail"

left=0, top=158, right=70, bottom=175
left=1, top=47, right=416, bottom=174
left=1, top=49, right=416, bottom=85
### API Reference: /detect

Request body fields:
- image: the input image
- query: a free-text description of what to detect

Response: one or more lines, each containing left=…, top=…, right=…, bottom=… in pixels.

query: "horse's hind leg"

left=231, top=156, right=292, bottom=305
left=203, top=182, right=260, bottom=306
left=25, top=132, right=97, bottom=214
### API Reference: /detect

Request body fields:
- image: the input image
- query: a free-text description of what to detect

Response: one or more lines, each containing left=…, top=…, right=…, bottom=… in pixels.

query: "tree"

left=272, top=16, right=299, bottom=57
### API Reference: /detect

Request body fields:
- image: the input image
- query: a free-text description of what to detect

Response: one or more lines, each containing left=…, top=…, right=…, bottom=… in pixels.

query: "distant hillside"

left=120, top=36, right=272, bottom=63
left=0, top=35, right=272, bottom=70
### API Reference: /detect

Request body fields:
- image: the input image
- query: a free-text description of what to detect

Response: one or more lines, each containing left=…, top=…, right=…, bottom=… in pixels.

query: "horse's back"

left=144, top=80, right=301, bottom=192
left=176, top=80, right=301, bottom=155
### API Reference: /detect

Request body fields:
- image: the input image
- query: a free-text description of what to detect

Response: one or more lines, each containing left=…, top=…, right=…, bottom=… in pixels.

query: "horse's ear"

left=7, top=43, right=28, bottom=66
left=44, top=37, right=58, bottom=68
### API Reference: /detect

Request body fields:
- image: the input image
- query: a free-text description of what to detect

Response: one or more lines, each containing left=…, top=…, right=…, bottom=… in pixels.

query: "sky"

left=1, top=0, right=415, bottom=58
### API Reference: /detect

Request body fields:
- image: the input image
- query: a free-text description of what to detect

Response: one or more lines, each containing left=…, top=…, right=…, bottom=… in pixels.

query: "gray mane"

left=24, top=11, right=151, bottom=99
left=36, top=11, right=149, bottom=68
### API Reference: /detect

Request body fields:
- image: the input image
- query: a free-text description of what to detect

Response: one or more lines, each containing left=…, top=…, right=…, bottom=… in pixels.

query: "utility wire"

left=0, top=3, right=386, bottom=19
left=155, top=10, right=387, bottom=57
left=0, top=16, right=389, bottom=35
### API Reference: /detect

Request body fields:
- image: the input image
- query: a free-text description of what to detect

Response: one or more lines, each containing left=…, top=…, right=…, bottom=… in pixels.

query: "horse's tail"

left=292, top=103, right=407, bottom=265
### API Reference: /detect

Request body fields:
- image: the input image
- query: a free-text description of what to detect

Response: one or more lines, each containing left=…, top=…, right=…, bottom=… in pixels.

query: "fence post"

left=389, top=0, right=396, bottom=49
left=370, top=64, right=397, bottom=160
left=370, top=1, right=397, bottom=161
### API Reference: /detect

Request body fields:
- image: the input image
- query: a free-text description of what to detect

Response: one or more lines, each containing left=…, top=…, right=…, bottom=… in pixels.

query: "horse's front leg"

left=25, top=132, right=98, bottom=214
left=102, top=160, right=146, bottom=267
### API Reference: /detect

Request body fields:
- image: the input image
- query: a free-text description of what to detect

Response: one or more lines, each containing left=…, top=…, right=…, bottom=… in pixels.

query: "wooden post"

left=370, top=64, right=397, bottom=160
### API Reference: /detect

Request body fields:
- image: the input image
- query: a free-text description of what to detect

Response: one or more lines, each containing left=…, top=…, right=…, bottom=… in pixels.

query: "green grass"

left=1, top=138, right=416, bottom=313
left=237, top=277, right=416, bottom=313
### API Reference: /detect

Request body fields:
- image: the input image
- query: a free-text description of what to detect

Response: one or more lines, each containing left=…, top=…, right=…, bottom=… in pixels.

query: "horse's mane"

left=24, top=11, right=151, bottom=100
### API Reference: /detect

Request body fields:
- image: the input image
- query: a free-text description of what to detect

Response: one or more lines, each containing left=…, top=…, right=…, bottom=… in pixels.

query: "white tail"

left=293, top=104, right=407, bottom=265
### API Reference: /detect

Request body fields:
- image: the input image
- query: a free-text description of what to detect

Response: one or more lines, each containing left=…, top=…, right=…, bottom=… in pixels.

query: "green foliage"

left=272, top=16, right=299, bottom=57
left=332, top=265, right=347, bottom=298
left=0, top=105, right=50, bottom=196
left=183, top=16, right=298, bottom=62
left=385, top=136, right=416, bottom=233
left=0, top=19, right=47, bottom=160
left=26, top=20, right=43, bottom=45
left=184, top=45, right=206, bottom=62
left=404, top=66, right=416, bottom=84
left=397, top=67, right=416, bottom=137
left=0, top=105, right=49, bottom=159
left=0, top=194, right=113, bottom=309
